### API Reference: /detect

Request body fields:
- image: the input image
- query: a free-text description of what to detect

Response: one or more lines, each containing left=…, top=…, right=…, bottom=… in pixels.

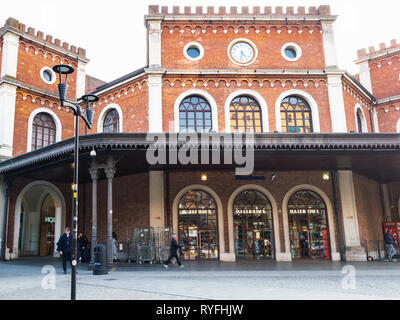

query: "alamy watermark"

left=341, top=265, right=356, bottom=290
left=41, top=265, right=56, bottom=290
left=146, top=132, right=255, bottom=175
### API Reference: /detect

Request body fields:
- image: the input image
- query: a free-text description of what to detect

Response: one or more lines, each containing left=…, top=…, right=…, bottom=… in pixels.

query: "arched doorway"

left=178, top=189, right=219, bottom=260
left=288, top=190, right=331, bottom=260
left=11, top=181, right=66, bottom=259
left=233, top=190, right=274, bottom=260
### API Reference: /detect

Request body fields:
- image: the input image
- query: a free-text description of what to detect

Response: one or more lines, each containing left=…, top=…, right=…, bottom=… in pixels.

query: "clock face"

left=230, top=41, right=255, bottom=65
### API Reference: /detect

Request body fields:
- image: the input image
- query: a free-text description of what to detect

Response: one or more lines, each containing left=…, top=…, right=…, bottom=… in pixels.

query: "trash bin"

left=93, top=244, right=108, bottom=275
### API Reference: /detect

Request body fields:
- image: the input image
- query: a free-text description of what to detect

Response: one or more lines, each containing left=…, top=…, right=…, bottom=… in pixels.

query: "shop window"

left=178, top=190, right=218, bottom=260
left=288, top=190, right=330, bottom=260
left=229, top=96, right=263, bottom=133
left=103, top=109, right=120, bottom=133
left=280, top=95, right=313, bottom=133
left=31, top=112, right=56, bottom=150
left=233, top=190, right=274, bottom=260
left=179, top=95, right=212, bottom=132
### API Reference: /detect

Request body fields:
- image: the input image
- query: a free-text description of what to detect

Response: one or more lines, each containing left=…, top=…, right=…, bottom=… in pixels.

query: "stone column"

left=337, top=170, right=365, bottom=261
left=76, top=60, right=87, bottom=100
left=1, top=32, right=19, bottom=78
left=104, top=158, right=116, bottom=266
left=0, top=83, right=17, bottom=160
left=321, top=22, right=338, bottom=70
left=149, top=171, right=165, bottom=228
left=380, top=184, right=392, bottom=222
left=0, top=175, right=7, bottom=260
left=327, top=74, right=347, bottom=132
left=89, top=162, right=99, bottom=266
left=147, top=19, right=162, bottom=67
left=357, top=61, right=373, bottom=94
left=147, top=72, right=164, bottom=132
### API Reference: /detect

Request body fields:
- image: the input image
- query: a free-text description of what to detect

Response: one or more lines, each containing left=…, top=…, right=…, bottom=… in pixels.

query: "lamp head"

left=80, top=94, right=99, bottom=126
left=53, top=64, right=74, bottom=105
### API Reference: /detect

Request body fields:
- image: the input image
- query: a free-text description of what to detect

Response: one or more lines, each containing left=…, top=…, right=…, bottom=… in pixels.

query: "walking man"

left=384, top=230, right=397, bottom=262
left=57, top=227, right=73, bottom=274
left=163, top=233, right=184, bottom=269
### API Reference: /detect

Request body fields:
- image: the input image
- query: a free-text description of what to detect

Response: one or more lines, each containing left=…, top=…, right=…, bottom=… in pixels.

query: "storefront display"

left=233, top=190, right=274, bottom=260
left=288, top=190, right=330, bottom=260
left=178, top=190, right=219, bottom=260
left=383, top=222, right=400, bottom=249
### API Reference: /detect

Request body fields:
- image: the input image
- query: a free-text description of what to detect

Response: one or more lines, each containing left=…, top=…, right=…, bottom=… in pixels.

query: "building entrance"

left=288, top=190, right=331, bottom=260
left=178, top=190, right=219, bottom=260
left=233, top=190, right=274, bottom=260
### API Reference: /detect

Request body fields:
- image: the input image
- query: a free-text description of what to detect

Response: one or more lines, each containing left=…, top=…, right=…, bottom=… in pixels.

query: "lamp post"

left=53, top=64, right=98, bottom=300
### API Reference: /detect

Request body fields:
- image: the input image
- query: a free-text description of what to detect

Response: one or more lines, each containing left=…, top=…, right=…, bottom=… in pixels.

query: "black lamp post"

left=53, top=64, right=99, bottom=300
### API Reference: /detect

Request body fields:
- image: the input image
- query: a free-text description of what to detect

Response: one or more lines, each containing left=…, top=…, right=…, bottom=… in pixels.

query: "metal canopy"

left=1, top=132, right=400, bottom=183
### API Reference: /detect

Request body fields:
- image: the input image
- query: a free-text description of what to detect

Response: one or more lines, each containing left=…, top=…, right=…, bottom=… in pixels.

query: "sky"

left=1, top=0, right=399, bottom=82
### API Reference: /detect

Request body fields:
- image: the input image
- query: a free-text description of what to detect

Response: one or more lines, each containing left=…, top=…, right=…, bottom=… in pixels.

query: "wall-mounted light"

left=201, top=173, right=208, bottom=181
left=322, top=171, right=330, bottom=181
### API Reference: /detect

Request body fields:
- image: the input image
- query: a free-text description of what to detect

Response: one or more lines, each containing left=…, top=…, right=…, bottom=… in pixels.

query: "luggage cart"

left=117, top=241, right=129, bottom=262
left=127, top=241, right=137, bottom=263
left=135, top=227, right=156, bottom=264
left=157, top=227, right=173, bottom=263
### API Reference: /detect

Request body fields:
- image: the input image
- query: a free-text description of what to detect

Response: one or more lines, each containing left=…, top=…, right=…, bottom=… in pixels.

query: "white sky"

left=2, top=0, right=399, bottom=82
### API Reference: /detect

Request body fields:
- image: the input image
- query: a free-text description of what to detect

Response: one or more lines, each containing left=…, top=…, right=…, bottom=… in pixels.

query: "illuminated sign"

left=44, top=216, right=55, bottom=224
left=180, top=210, right=214, bottom=215
left=234, top=209, right=267, bottom=214
left=289, top=209, right=321, bottom=214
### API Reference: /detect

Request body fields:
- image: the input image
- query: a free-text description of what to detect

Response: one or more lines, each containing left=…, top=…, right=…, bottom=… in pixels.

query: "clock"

left=228, top=39, right=258, bottom=66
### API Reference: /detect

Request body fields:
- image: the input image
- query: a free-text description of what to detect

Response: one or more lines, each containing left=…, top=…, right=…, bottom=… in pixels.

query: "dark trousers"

left=62, top=251, right=72, bottom=272
left=165, top=252, right=181, bottom=266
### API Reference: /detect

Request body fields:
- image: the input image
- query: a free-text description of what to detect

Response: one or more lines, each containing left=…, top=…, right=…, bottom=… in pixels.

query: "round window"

left=187, top=46, right=200, bottom=59
left=183, top=42, right=204, bottom=61
left=43, top=70, right=52, bottom=82
left=281, top=43, right=302, bottom=62
left=40, top=67, right=56, bottom=84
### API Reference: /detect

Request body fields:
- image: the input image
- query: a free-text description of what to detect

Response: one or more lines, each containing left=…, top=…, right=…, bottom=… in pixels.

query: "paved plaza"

left=0, top=257, right=399, bottom=300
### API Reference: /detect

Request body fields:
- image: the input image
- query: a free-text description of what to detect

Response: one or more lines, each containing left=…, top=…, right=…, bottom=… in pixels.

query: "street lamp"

left=53, top=64, right=99, bottom=300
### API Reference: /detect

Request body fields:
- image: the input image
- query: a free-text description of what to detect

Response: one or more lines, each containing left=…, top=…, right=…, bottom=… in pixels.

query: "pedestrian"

left=384, top=230, right=397, bottom=262
left=300, top=236, right=308, bottom=257
left=77, top=232, right=88, bottom=263
left=163, top=233, right=184, bottom=269
left=57, top=227, right=72, bottom=274
left=112, top=232, right=118, bottom=262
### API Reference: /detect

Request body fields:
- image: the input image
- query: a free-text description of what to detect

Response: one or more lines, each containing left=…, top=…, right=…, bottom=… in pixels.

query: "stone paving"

left=0, top=257, right=399, bottom=300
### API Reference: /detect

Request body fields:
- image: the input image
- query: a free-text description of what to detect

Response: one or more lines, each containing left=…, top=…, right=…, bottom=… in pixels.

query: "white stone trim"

left=183, top=42, right=204, bottom=62
left=282, top=184, right=340, bottom=261
left=327, top=75, right=347, bottom=132
left=149, top=171, right=165, bottom=228
left=274, top=89, right=321, bottom=132
left=97, top=103, right=123, bottom=133
left=1, top=32, right=19, bottom=78
left=39, top=66, right=56, bottom=85
left=0, top=83, right=17, bottom=159
left=281, top=42, right=302, bottom=62
left=10, top=181, right=66, bottom=260
left=396, top=118, right=400, bottom=133
left=321, top=21, right=338, bottom=68
left=224, top=90, right=269, bottom=132
left=26, top=108, right=62, bottom=152
left=148, top=74, right=163, bottom=132
left=76, top=60, right=87, bottom=99
left=357, top=61, right=373, bottom=94
left=174, top=89, right=218, bottom=132
left=337, top=171, right=361, bottom=247
left=172, top=184, right=226, bottom=260
left=354, top=103, right=368, bottom=133
left=227, top=38, right=258, bottom=66
left=147, top=20, right=162, bottom=67
left=227, top=185, right=281, bottom=261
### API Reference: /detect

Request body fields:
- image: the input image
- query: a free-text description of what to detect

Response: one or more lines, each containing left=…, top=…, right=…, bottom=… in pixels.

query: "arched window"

left=179, top=95, right=212, bottom=132
left=31, top=113, right=56, bottom=150
left=230, top=96, right=262, bottom=133
left=280, top=95, right=313, bottom=133
left=356, top=110, right=363, bottom=133
left=355, top=107, right=367, bottom=133
left=103, top=109, right=120, bottom=133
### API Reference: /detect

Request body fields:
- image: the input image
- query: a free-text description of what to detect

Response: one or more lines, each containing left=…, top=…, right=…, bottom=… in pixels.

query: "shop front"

left=233, top=190, right=274, bottom=260
left=178, top=189, right=219, bottom=260
left=288, top=190, right=331, bottom=260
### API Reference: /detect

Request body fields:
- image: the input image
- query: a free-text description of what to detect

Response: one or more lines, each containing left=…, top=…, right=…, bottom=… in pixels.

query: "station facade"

left=0, top=5, right=400, bottom=263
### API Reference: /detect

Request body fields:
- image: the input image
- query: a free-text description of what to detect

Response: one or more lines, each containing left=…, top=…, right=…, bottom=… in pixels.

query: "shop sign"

left=44, top=216, right=55, bottom=224
left=234, top=209, right=267, bottom=214
left=289, top=209, right=321, bottom=215
left=180, top=209, right=213, bottom=215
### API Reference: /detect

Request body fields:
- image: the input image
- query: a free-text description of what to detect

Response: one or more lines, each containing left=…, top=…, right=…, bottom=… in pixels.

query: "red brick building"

left=0, top=5, right=399, bottom=263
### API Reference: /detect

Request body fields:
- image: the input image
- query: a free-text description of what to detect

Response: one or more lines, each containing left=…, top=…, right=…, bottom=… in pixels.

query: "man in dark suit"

left=163, top=233, right=184, bottom=269
left=57, top=227, right=73, bottom=274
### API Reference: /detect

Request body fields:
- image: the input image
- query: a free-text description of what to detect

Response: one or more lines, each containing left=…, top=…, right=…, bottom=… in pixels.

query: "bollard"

left=93, top=244, right=108, bottom=275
